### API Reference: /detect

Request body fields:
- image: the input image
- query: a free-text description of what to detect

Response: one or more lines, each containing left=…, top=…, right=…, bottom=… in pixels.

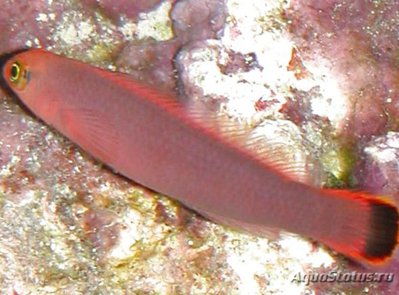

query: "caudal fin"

left=363, top=200, right=398, bottom=264
left=318, top=191, right=399, bottom=266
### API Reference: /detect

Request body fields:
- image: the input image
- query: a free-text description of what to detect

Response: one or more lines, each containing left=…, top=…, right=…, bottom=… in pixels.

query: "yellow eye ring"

left=8, top=60, right=30, bottom=90
left=9, top=62, right=21, bottom=83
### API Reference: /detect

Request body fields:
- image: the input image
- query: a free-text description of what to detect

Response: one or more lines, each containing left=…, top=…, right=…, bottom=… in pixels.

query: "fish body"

left=2, top=49, right=398, bottom=265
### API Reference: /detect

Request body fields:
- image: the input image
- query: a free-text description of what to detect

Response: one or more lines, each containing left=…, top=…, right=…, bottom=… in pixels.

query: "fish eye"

left=8, top=60, right=30, bottom=90
left=10, top=62, right=21, bottom=82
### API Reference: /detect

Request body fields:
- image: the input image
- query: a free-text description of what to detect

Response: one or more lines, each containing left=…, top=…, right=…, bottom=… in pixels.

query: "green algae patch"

left=321, top=145, right=357, bottom=188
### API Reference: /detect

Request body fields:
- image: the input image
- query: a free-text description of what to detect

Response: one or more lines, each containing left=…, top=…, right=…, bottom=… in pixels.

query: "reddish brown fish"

left=2, top=49, right=398, bottom=265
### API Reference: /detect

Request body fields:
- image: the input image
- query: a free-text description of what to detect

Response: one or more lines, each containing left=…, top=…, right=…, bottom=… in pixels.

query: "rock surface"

left=0, top=0, right=398, bottom=294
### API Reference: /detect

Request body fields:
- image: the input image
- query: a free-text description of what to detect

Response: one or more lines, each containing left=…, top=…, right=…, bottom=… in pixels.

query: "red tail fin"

left=320, top=192, right=398, bottom=265
left=362, top=199, right=398, bottom=264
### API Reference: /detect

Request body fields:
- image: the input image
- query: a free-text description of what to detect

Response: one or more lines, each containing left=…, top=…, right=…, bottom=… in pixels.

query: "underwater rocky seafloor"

left=1, top=0, right=399, bottom=294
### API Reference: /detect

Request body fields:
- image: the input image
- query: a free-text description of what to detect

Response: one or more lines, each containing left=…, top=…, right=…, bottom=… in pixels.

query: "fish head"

left=2, top=49, right=60, bottom=122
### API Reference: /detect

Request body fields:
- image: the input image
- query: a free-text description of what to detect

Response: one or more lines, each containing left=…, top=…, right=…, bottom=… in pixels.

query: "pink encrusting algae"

left=81, top=0, right=165, bottom=20
left=286, top=0, right=399, bottom=138
left=2, top=49, right=398, bottom=266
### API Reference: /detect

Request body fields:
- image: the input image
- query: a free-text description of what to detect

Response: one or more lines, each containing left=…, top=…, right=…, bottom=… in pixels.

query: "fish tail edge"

left=363, top=198, right=399, bottom=264
left=320, top=190, right=399, bottom=265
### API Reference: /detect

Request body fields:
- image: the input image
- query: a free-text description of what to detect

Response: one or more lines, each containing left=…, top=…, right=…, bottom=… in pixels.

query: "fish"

left=1, top=49, right=398, bottom=266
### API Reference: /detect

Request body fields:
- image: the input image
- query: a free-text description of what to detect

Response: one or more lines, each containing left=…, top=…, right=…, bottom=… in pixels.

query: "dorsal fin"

left=92, top=65, right=183, bottom=112
left=186, top=99, right=321, bottom=185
